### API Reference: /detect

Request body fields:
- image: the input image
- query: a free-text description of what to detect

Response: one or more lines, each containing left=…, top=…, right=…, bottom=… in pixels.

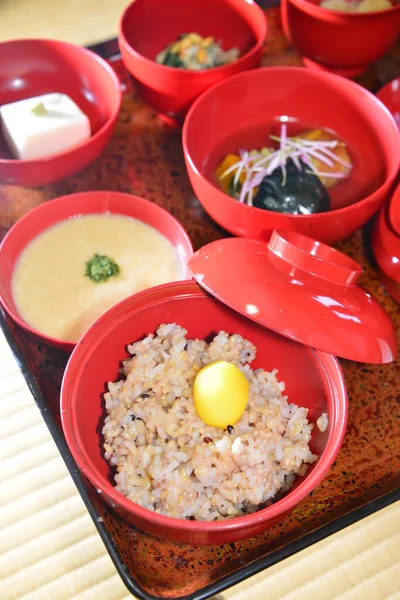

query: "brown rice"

left=102, top=324, right=322, bottom=521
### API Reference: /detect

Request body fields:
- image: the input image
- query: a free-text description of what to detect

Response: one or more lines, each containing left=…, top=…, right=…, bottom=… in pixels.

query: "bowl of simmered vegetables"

left=183, top=66, right=400, bottom=244
left=281, top=0, right=400, bottom=77
left=118, top=0, right=267, bottom=120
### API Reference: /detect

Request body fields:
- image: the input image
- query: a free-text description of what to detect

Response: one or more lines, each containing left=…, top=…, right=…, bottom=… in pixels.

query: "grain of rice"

left=317, top=412, right=329, bottom=433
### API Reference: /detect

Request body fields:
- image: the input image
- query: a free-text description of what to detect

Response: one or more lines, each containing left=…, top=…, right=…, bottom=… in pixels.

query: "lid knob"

left=268, top=230, right=363, bottom=287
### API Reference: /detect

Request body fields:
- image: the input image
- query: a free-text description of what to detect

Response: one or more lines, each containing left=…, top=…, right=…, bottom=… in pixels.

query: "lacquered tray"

left=1, top=4, right=400, bottom=599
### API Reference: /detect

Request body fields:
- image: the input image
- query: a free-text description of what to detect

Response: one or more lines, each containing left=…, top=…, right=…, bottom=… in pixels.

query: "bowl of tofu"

left=0, top=39, right=122, bottom=187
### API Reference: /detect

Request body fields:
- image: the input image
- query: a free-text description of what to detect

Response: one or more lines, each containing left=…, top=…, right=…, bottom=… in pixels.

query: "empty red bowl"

left=372, top=185, right=400, bottom=304
left=0, top=191, right=193, bottom=351
left=118, top=0, right=267, bottom=120
left=183, top=66, right=400, bottom=244
left=281, top=0, right=400, bottom=77
left=61, top=279, right=347, bottom=545
left=0, top=39, right=121, bottom=187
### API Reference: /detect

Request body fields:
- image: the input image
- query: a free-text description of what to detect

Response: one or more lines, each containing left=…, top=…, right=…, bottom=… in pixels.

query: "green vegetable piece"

left=30, top=102, right=48, bottom=116
left=228, top=177, right=241, bottom=198
left=85, top=253, right=120, bottom=283
left=162, top=51, right=184, bottom=68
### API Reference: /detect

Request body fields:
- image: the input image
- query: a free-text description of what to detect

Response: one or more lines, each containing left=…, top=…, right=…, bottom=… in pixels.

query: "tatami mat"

left=0, top=0, right=132, bottom=46
left=1, top=329, right=399, bottom=600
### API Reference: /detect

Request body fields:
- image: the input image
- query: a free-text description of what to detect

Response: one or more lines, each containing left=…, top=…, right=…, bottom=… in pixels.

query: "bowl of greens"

left=118, top=0, right=267, bottom=120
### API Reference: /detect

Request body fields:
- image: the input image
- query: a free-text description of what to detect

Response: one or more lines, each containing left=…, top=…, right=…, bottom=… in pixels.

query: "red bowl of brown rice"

left=61, top=280, right=347, bottom=545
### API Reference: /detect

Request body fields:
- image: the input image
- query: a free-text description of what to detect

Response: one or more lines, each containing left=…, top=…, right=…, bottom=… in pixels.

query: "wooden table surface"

left=0, top=2, right=399, bottom=599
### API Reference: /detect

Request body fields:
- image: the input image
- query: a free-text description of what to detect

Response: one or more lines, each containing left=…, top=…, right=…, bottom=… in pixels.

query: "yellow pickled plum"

left=193, top=360, right=249, bottom=429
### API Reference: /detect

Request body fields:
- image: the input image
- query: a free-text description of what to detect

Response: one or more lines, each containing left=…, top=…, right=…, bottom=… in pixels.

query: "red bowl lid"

left=189, top=230, right=397, bottom=364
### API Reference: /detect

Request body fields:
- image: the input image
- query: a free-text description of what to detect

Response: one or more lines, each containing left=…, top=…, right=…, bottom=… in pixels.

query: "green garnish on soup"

left=85, top=253, right=120, bottom=283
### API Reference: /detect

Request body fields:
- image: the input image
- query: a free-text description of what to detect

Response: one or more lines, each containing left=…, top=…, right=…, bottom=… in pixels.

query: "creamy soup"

left=12, top=214, right=183, bottom=343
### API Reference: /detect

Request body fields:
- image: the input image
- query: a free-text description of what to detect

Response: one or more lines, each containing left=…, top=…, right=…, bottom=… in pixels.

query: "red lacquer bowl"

left=377, top=81, right=400, bottom=236
left=376, top=77, right=400, bottom=134
left=0, top=39, right=121, bottom=187
left=61, top=279, right=347, bottom=545
left=118, top=0, right=267, bottom=120
left=389, top=177, right=400, bottom=237
left=0, top=191, right=193, bottom=351
left=372, top=186, right=400, bottom=304
left=183, top=67, right=400, bottom=245
left=281, top=0, right=400, bottom=78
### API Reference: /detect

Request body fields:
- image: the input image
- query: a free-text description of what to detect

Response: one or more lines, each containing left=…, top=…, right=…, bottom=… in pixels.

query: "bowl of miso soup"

left=0, top=191, right=193, bottom=350
left=183, top=66, right=400, bottom=244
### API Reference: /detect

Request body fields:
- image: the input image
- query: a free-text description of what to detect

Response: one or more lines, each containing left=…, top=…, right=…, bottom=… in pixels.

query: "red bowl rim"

left=118, top=0, right=267, bottom=76
left=61, top=279, right=348, bottom=535
left=182, top=65, right=400, bottom=221
left=0, top=38, right=122, bottom=167
left=0, top=191, right=194, bottom=349
left=286, top=0, right=400, bottom=17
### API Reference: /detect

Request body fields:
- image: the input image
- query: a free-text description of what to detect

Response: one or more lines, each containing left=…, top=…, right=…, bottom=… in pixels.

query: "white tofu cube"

left=0, top=93, right=91, bottom=160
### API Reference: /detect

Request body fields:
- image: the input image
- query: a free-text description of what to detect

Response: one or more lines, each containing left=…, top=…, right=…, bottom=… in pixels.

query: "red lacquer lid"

left=189, top=230, right=397, bottom=364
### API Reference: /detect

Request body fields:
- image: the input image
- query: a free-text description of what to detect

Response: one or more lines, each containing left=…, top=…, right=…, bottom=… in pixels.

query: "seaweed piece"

left=253, top=158, right=330, bottom=215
